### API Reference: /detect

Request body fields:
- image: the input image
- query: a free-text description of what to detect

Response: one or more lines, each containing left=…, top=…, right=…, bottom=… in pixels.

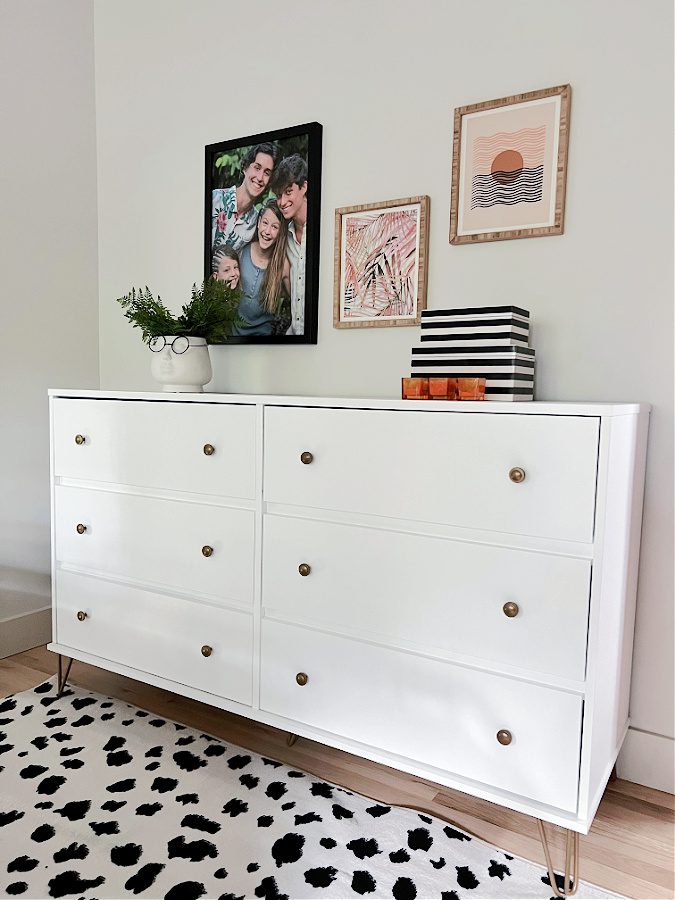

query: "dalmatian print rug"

left=0, top=679, right=622, bottom=899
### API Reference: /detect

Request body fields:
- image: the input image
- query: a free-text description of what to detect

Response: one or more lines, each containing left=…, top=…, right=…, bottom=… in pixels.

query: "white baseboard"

left=617, top=727, right=675, bottom=794
left=0, top=606, right=52, bottom=659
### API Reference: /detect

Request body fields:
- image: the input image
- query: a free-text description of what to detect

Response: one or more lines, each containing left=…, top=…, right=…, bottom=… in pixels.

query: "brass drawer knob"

left=503, top=602, right=519, bottom=618
left=203, top=444, right=215, bottom=456
left=74, top=434, right=86, bottom=445
left=201, top=645, right=212, bottom=657
left=509, top=467, right=526, bottom=484
left=497, top=729, right=513, bottom=746
left=201, top=545, right=214, bottom=558
left=295, top=672, right=308, bottom=686
left=298, top=563, right=311, bottom=577
left=300, top=451, right=314, bottom=465
left=76, top=610, right=88, bottom=622
left=76, top=523, right=87, bottom=535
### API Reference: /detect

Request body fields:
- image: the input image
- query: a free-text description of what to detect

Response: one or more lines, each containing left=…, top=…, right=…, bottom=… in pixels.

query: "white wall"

left=0, top=0, right=99, bottom=654
left=94, top=0, right=674, bottom=789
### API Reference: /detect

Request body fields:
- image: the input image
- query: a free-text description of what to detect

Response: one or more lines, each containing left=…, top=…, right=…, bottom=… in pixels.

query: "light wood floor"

left=1, top=646, right=673, bottom=900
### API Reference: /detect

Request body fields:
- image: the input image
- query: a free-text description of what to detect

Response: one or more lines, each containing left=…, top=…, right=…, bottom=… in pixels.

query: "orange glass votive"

left=401, top=377, right=430, bottom=400
left=457, top=377, right=486, bottom=400
left=428, top=377, right=448, bottom=399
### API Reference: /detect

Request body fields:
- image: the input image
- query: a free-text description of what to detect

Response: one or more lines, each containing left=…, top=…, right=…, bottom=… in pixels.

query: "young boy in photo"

left=212, top=245, right=240, bottom=290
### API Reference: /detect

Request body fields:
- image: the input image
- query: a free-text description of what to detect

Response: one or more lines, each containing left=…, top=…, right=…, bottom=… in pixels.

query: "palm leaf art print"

left=334, top=196, right=429, bottom=328
left=344, top=210, right=418, bottom=318
left=343, top=208, right=420, bottom=319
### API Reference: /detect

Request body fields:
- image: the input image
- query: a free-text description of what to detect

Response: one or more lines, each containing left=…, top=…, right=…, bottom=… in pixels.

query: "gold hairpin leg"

left=56, top=654, right=73, bottom=698
left=286, top=733, right=299, bottom=747
left=537, top=820, right=579, bottom=898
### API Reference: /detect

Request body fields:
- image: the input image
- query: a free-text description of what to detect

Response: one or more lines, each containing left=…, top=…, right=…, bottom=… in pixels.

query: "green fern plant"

left=117, top=279, right=241, bottom=345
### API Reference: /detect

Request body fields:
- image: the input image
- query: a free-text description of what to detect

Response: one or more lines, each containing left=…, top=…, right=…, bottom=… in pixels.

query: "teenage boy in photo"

left=272, top=154, right=308, bottom=336
left=211, top=142, right=279, bottom=253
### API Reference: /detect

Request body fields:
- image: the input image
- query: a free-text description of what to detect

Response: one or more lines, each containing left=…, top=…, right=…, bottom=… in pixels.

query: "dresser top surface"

left=48, top=389, right=649, bottom=417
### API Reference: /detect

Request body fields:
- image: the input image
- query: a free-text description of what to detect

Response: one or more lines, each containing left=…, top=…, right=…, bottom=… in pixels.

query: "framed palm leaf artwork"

left=450, top=84, right=571, bottom=244
left=333, top=195, right=430, bottom=328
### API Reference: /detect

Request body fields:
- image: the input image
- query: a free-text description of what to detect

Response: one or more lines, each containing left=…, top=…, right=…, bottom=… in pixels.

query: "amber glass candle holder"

left=457, top=378, right=486, bottom=400
left=429, top=377, right=453, bottom=400
left=401, top=377, right=430, bottom=400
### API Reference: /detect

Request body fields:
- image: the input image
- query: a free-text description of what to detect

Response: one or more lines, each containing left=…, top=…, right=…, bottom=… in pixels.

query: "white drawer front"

left=261, top=620, right=582, bottom=811
left=56, top=486, right=254, bottom=606
left=53, top=398, right=256, bottom=498
left=263, top=407, right=599, bottom=542
left=56, top=571, right=253, bottom=705
left=262, top=515, right=590, bottom=680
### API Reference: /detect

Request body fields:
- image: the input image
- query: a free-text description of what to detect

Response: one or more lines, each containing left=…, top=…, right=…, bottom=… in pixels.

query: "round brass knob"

left=203, top=444, right=215, bottom=456
left=201, top=645, right=212, bottom=657
left=74, top=434, right=86, bottom=445
left=76, top=610, right=88, bottom=622
left=503, top=602, right=519, bottom=618
left=298, top=563, right=311, bottom=577
left=300, top=451, right=314, bottom=465
left=295, top=672, right=308, bottom=686
left=201, top=545, right=214, bottom=558
left=509, top=467, right=526, bottom=484
left=497, top=729, right=513, bottom=746
left=76, top=523, right=87, bottom=535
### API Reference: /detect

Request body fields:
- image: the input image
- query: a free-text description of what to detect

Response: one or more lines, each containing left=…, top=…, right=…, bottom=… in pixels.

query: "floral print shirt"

left=211, top=186, right=259, bottom=252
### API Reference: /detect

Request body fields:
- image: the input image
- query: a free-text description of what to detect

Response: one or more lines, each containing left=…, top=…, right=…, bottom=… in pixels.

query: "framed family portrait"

left=449, top=84, right=571, bottom=244
left=333, top=195, right=430, bottom=328
left=204, top=121, right=322, bottom=343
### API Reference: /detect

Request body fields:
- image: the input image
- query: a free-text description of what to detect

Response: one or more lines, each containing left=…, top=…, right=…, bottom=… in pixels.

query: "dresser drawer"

left=263, top=407, right=599, bottom=542
left=55, top=571, right=253, bottom=705
left=261, top=620, right=582, bottom=811
left=53, top=398, right=256, bottom=498
left=55, top=486, right=254, bottom=606
left=262, top=515, right=590, bottom=680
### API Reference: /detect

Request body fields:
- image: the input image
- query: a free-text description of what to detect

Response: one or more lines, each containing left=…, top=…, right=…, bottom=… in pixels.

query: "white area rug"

left=0, top=679, right=621, bottom=899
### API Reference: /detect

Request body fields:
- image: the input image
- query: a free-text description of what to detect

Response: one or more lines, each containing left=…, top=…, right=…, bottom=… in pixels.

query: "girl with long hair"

left=231, top=200, right=290, bottom=336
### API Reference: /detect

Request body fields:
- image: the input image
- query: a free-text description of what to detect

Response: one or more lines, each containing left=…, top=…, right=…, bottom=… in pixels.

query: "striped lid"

left=421, top=305, right=530, bottom=319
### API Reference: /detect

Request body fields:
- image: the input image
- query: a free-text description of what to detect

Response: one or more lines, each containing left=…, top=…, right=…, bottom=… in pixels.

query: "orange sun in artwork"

left=490, top=149, right=524, bottom=184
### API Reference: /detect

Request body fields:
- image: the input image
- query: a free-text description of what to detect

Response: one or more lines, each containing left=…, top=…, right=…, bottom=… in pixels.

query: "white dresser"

left=48, top=390, right=649, bottom=835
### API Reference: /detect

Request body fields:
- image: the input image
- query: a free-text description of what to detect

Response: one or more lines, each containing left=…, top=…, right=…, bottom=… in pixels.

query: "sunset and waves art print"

left=450, top=85, right=570, bottom=244
left=470, top=125, right=546, bottom=209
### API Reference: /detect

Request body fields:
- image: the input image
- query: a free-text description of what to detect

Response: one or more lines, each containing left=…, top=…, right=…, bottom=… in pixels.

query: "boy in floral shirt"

left=211, top=142, right=278, bottom=253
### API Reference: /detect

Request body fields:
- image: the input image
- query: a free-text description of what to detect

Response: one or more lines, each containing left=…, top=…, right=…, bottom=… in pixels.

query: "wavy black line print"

left=470, top=165, right=543, bottom=209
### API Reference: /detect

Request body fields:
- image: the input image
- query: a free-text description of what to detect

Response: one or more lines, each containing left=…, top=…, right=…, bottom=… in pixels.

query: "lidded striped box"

left=412, top=306, right=535, bottom=400
left=420, top=305, right=529, bottom=346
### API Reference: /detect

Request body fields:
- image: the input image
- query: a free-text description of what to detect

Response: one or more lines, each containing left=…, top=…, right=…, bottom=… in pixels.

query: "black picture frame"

left=204, top=122, right=322, bottom=344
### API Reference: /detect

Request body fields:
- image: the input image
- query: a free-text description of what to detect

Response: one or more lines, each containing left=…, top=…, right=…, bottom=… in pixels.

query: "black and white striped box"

left=410, top=346, right=535, bottom=401
left=420, top=305, right=530, bottom=348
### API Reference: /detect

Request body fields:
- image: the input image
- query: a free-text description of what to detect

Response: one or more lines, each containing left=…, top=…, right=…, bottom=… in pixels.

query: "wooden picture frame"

left=449, top=84, right=571, bottom=245
left=204, top=122, right=322, bottom=343
left=334, top=195, right=430, bottom=328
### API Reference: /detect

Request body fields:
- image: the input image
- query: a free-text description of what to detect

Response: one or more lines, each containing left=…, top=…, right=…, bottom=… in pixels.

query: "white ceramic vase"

left=149, top=336, right=213, bottom=393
